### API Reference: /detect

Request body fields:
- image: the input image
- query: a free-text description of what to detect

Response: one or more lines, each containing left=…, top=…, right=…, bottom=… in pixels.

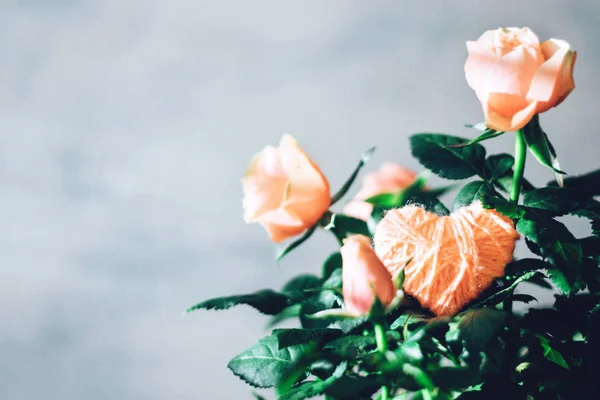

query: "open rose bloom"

left=465, top=27, right=576, bottom=131
left=242, top=135, right=330, bottom=243
left=343, top=163, right=419, bottom=221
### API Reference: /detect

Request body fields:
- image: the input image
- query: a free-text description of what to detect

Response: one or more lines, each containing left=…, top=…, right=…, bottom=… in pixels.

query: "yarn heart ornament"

left=373, top=201, right=519, bottom=316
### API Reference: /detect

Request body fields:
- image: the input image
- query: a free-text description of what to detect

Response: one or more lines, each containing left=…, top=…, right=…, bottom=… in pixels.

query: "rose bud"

left=341, top=235, right=395, bottom=316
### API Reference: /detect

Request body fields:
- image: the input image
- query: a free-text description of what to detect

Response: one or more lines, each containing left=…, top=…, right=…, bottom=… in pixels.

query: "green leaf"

left=493, top=173, right=535, bottom=194
left=322, top=267, right=343, bottom=290
left=228, top=335, right=310, bottom=388
left=453, top=180, right=493, bottom=211
left=330, top=147, right=376, bottom=205
left=402, top=364, right=434, bottom=390
left=300, top=288, right=341, bottom=329
left=522, top=115, right=565, bottom=175
left=480, top=194, right=524, bottom=219
left=587, top=304, right=600, bottom=381
left=326, top=214, right=370, bottom=239
left=516, top=211, right=583, bottom=293
left=276, top=226, right=318, bottom=262
left=504, top=258, right=552, bottom=280
left=410, top=133, right=486, bottom=179
left=365, top=175, right=429, bottom=208
left=276, top=344, right=319, bottom=394
left=517, top=211, right=582, bottom=266
left=323, top=335, right=376, bottom=358
left=273, top=328, right=342, bottom=350
left=322, top=252, right=342, bottom=280
left=278, top=362, right=347, bottom=400
left=449, top=129, right=506, bottom=148
left=582, top=257, right=600, bottom=294
left=266, top=305, right=302, bottom=329
left=408, top=192, right=451, bottom=216
left=282, top=275, right=322, bottom=302
left=428, top=366, right=481, bottom=390
left=523, top=187, right=579, bottom=215
left=252, top=392, right=267, bottom=400
left=324, top=375, right=382, bottom=399
left=472, top=271, right=542, bottom=307
left=187, top=289, right=290, bottom=315
left=484, top=153, right=514, bottom=182
left=527, top=273, right=553, bottom=289
left=546, top=267, right=582, bottom=295
left=334, top=315, right=368, bottom=334
left=363, top=175, right=451, bottom=217
left=452, top=309, right=506, bottom=354
left=549, top=168, right=600, bottom=197
left=536, top=334, right=569, bottom=369
left=390, top=313, right=429, bottom=331
left=398, top=339, right=424, bottom=363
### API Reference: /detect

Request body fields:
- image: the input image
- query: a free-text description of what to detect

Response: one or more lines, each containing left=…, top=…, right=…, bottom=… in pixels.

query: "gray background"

left=1, top=1, right=598, bottom=399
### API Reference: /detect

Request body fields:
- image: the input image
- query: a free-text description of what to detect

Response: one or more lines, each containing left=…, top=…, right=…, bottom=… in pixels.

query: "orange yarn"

left=373, top=201, right=519, bottom=316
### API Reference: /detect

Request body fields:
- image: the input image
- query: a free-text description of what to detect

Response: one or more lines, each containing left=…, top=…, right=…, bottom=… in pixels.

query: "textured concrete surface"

left=1, top=1, right=599, bottom=399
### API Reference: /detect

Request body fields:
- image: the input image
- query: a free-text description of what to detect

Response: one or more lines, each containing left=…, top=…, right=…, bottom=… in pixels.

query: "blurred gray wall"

left=1, top=1, right=598, bottom=399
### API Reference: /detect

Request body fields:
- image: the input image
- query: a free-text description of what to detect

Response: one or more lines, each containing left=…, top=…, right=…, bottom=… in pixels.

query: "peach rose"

left=242, top=134, right=330, bottom=243
left=341, top=235, right=395, bottom=316
left=465, top=27, right=576, bottom=131
left=343, top=163, right=419, bottom=221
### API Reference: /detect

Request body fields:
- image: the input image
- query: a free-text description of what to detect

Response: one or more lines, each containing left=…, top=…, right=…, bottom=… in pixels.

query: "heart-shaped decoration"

left=373, top=201, right=519, bottom=316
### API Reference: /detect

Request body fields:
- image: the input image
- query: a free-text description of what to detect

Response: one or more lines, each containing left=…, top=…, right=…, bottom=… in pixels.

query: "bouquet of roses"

left=189, top=27, right=600, bottom=399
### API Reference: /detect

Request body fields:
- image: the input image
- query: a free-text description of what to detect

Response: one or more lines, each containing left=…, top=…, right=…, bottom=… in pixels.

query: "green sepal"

left=330, top=147, right=376, bottom=205
left=449, top=129, right=506, bottom=148
left=276, top=225, right=317, bottom=262
left=522, top=115, right=565, bottom=176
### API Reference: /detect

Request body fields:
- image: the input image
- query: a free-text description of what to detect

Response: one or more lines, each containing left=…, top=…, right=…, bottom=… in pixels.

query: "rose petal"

left=355, top=163, right=418, bottom=200
left=487, top=46, right=542, bottom=96
left=283, top=194, right=330, bottom=227
left=465, top=40, right=500, bottom=101
left=529, top=39, right=576, bottom=112
left=257, top=207, right=305, bottom=243
left=342, top=235, right=395, bottom=315
left=511, top=27, right=541, bottom=47
left=343, top=200, right=374, bottom=221
left=242, top=147, right=288, bottom=222
left=279, top=134, right=330, bottom=204
left=485, top=97, right=538, bottom=131
left=486, top=92, right=529, bottom=117
left=554, top=50, right=576, bottom=107
left=261, top=221, right=306, bottom=243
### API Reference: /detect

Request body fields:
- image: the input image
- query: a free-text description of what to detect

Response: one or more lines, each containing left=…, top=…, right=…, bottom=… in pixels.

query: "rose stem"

left=374, top=322, right=390, bottom=400
left=510, top=128, right=527, bottom=203
left=504, top=127, right=527, bottom=377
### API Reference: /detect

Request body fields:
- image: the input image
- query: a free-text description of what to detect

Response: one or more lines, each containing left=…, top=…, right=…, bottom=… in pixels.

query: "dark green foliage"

left=453, top=180, right=493, bottom=210
left=186, top=289, right=291, bottom=315
left=189, top=127, right=600, bottom=399
left=410, top=133, right=486, bottom=179
left=227, top=335, right=310, bottom=388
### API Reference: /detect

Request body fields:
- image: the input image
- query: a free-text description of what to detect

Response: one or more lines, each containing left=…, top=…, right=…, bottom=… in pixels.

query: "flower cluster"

left=189, top=28, right=600, bottom=400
